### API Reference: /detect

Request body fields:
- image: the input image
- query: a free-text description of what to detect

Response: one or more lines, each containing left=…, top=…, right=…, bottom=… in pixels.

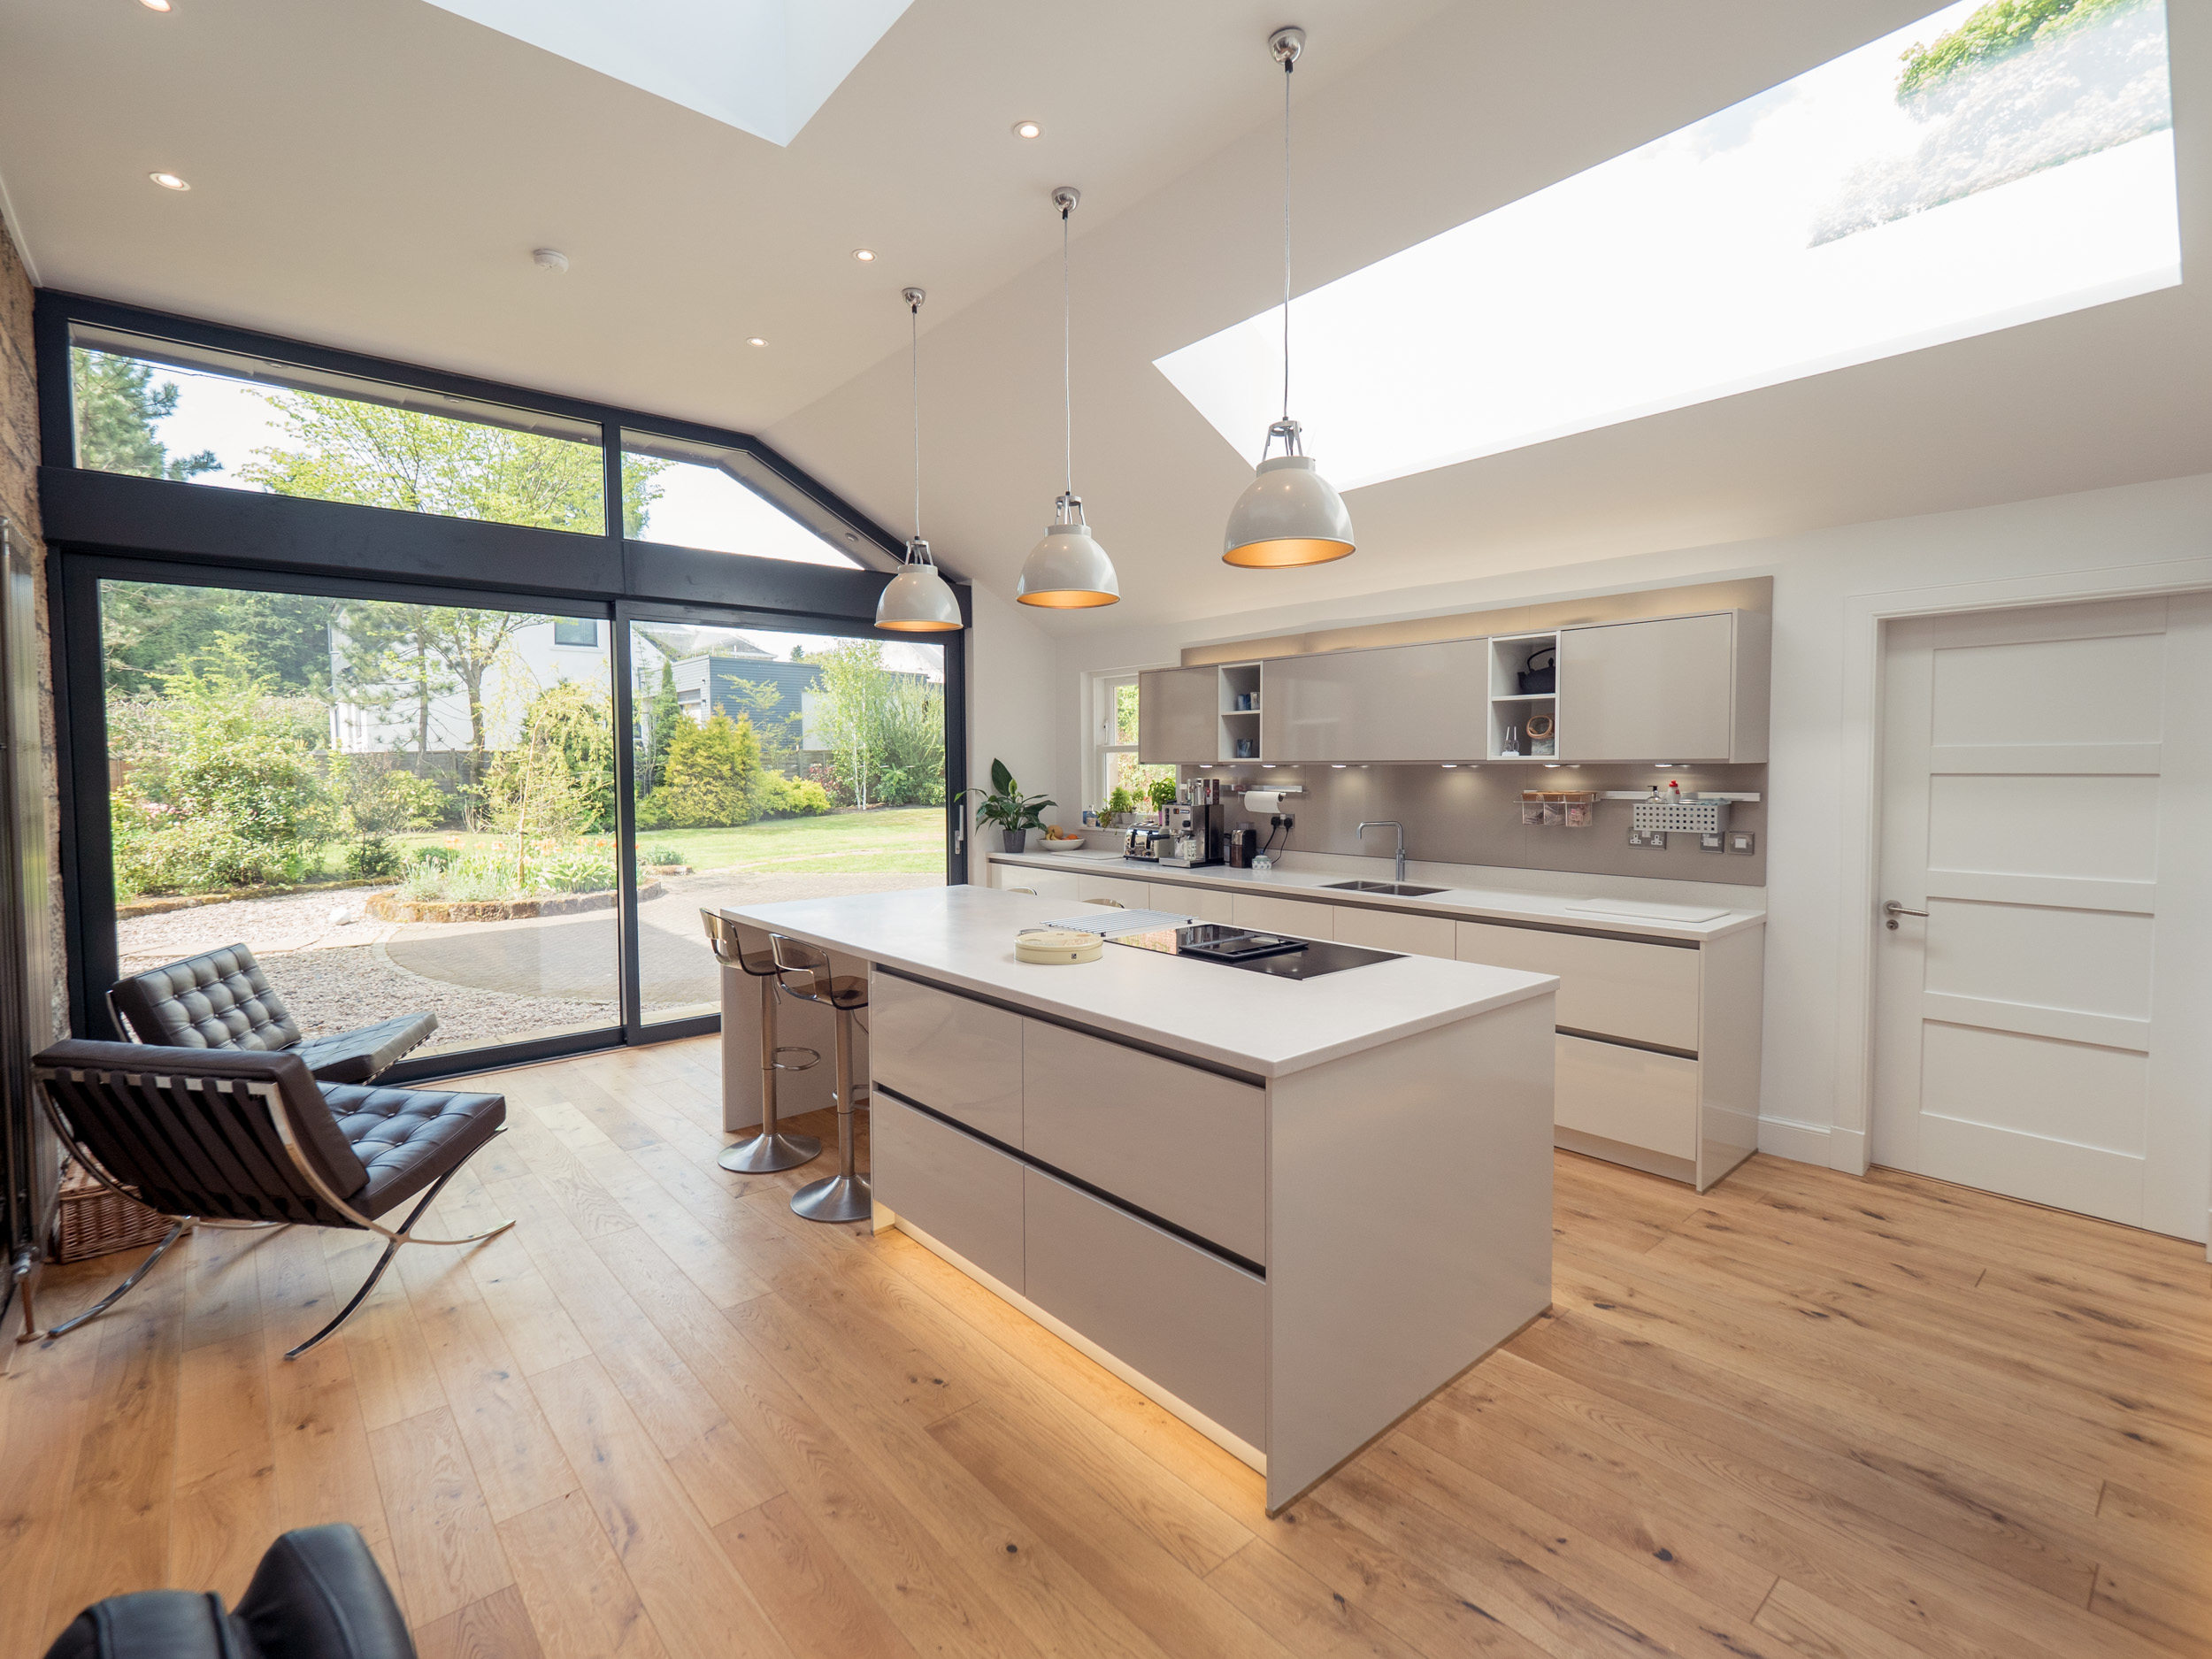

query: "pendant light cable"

left=1282, top=50, right=1293, bottom=425
left=1062, top=196, right=1073, bottom=497
left=910, top=291, right=922, bottom=549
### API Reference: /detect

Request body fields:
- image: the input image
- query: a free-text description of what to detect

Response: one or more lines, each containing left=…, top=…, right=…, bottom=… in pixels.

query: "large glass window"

left=104, top=579, right=622, bottom=1058
left=69, top=326, right=610, bottom=534
left=621, top=431, right=864, bottom=566
left=629, top=620, right=947, bottom=1024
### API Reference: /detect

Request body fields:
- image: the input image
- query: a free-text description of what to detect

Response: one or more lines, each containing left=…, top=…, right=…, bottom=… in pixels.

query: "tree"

left=808, top=641, right=884, bottom=810
left=804, top=641, right=945, bottom=808
left=334, top=601, right=527, bottom=819
left=723, top=674, right=801, bottom=764
left=640, top=659, right=684, bottom=792
left=102, top=583, right=338, bottom=698
left=661, top=712, right=761, bottom=828
left=484, top=680, right=615, bottom=882
left=72, top=350, right=219, bottom=482
left=238, top=390, right=664, bottom=534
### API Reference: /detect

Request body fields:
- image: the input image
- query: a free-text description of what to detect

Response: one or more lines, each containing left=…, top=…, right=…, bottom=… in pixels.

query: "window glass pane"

left=629, top=621, right=946, bottom=1024
left=1111, top=678, right=1141, bottom=745
left=104, top=579, right=621, bottom=1059
left=1103, top=750, right=1175, bottom=812
left=71, top=326, right=607, bottom=535
left=621, top=431, right=863, bottom=567
left=553, top=618, right=600, bottom=647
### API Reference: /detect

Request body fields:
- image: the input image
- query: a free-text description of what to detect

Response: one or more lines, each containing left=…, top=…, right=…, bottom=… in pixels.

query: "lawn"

left=390, top=807, right=949, bottom=878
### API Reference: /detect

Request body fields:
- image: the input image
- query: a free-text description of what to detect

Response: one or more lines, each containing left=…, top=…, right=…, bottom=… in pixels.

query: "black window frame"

left=37, top=290, right=971, bottom=1082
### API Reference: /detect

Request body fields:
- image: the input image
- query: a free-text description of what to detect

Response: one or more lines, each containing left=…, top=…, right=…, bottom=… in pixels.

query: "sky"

left=1156, top=0, right=2180, bottom=490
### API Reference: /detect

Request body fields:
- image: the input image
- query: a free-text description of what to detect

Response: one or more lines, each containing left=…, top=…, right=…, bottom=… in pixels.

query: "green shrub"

left=755, top=772, right=833, bottom=818
left=345, top=840, right=406, bottom=879
left=661, top=712, right=761, bottom=828
left=1897, top=0, right=2140, bottom=98
left=118, top=818, right=287, bottom=895
left=638, top=841, right=690, bottom=866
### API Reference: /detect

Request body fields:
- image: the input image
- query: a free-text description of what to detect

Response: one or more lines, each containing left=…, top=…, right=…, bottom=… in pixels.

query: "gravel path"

left=119, top=885, right=396, bottom=969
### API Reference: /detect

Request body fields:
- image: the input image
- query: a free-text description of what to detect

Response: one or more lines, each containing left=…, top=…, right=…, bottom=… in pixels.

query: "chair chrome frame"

left=769, top=933, right=872, bottom=1224
left=700, top=910, right=822, bottom=1174
left=23, top=1064, right=513, bottom=1360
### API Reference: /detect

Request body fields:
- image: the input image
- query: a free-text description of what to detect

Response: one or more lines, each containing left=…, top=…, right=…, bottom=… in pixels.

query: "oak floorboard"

left=6, top=1039, right=2206, bottom=1659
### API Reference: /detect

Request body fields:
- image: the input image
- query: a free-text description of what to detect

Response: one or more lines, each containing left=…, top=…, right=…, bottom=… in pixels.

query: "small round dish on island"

left=1015, top=928, right=1103, bottom=964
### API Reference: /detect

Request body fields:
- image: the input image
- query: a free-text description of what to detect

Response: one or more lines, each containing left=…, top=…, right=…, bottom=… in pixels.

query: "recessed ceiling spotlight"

left=852, top=248, right=877, bottom=262
left=1011, top=119, right=1041, bottom=139
left=148, top=171, right=190, bottom=191
left=746, top=336, right=767, bottom=347
left=532, top=247, right=569, bottom=273
left=140, top=0, right=173, bottom=10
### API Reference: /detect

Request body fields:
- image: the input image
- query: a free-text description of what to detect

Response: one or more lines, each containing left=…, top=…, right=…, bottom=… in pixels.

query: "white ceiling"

left=4, top=1, right=2208, bottom=630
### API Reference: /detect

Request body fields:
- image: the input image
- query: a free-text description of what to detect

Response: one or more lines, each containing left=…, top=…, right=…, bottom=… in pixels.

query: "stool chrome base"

left=718, top=1131, right=822, bottom=1174
left=789, top=1171, right=872, bottom=1224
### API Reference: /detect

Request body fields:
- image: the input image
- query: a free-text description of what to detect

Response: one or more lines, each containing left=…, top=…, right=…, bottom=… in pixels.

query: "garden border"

left=367, top=877, right=664, bottom=926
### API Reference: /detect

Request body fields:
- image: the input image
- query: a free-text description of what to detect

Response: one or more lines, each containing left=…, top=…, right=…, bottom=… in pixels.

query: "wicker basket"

left=54, top=1157, right=175, bottom=1263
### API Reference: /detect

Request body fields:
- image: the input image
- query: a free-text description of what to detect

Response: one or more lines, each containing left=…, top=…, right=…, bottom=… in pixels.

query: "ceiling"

left=4, top=1, right=2208, bottom=630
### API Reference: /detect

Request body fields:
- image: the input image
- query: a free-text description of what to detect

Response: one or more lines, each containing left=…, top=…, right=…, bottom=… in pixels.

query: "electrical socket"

left=1627, top=828, right=1668, bottom=850
left=1271, top=814, right=1294, bottom=832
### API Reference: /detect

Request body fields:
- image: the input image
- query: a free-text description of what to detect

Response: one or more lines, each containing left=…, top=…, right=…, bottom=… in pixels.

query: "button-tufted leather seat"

left=43, top=1522, right=415, bottom=1659
left=28, top=1039, right=511, bottom=1357
left=109, top=942, right=437, bottom=1084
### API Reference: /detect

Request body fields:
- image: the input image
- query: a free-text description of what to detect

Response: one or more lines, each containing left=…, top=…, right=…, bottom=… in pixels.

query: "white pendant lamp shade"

left=1018, top=187, right=1120, bottom=609
left=878, top=537, right=963, bottom=631
left=1223, top=426, right=1354, bottom=568
left=1018, top=495, right=1119, bottom=608
left=876, top=285, right=965, bottom=633
left=1223, top=27, right=1355, bottom=570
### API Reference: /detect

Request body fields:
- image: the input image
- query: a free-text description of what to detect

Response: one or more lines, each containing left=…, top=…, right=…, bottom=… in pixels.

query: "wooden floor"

left=4, top=1038, right=2208, bottom=1659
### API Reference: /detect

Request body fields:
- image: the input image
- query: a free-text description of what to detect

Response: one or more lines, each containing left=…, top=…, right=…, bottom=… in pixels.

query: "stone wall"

left=0, top=212, right=66, bottom=1042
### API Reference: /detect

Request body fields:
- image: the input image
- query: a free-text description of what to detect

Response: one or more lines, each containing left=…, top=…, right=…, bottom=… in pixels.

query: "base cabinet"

left=1554, top=1034, right=1699, bottom=1162
left=873, top=1096, right=1025, bottom=1290
left=1230, top=892, right=1333, bottom=938
left=990, top=865, right=1080, bottom=899
left=1022, top=1167, right=1266, bottom=1447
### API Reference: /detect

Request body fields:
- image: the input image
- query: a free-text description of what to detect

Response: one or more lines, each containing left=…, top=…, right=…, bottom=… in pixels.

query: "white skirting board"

left=873, top=1203, right=1268, bottom=1476
left=1757, top=1114, right=1834, bottom=1167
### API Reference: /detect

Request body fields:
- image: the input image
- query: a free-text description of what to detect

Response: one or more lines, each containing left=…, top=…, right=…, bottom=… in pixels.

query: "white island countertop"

left=987, top=847, right=1765, bottom=941
left=718, top=885, right=1555, bottom=1079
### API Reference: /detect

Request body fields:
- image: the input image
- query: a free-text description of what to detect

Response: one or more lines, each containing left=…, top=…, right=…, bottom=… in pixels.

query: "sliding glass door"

left=100, top=576, right=623, bottom=1061
left=626, top=615, right=950, bottom=1028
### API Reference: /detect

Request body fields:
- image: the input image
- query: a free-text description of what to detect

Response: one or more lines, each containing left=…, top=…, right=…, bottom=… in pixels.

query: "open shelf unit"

left=1487, top=632, right=1559, bottom=760
left=1218, top=662, right=1263, bottom=761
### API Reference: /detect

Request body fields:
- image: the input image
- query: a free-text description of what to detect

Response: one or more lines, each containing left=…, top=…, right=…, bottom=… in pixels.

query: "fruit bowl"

left=1037, top=835, right=1088, bottom=854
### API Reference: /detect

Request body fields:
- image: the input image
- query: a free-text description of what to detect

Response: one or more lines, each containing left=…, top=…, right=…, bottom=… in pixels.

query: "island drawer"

left=1023, top=1167, right=1264, bottom=1447
left=871, top=973, right=1025, bottom=1144
left=874, top=1096, right=1025, bottom=1290
left=1554, top=1033, right=1698, bottom=1160
left=1022, top=1019, right=1266, bottom=1265
left=1455, top=922, right=1700, bottom=1052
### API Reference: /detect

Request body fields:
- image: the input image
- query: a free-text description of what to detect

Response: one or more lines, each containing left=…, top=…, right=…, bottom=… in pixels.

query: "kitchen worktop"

left=717, top=884, right=1555, bottom=1079
left=986, top=847, right=1765, bottom=942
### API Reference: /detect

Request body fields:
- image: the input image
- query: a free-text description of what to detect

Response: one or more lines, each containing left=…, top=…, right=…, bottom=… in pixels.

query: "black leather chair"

left=22, top=1039, right=511, bottom=1359
left=43, top=1522, right=414, bottom=1658
left=108, top=943, right=437, bottom=1085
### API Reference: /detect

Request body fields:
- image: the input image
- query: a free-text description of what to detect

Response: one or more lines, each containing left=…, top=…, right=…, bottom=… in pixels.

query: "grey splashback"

left=1202, top=761, right=1767, bottom=887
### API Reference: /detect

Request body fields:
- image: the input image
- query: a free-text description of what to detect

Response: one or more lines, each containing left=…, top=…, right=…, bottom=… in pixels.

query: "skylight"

left=1156, top=0, right=2180, bottom=491
left=419, top=0, right=913, bottom=146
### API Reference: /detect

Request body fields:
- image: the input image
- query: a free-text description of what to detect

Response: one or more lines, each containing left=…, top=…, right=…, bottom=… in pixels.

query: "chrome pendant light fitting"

left=1017, top=185, right=1120, bottom=609
left=1222, top=24, right=1356, bottom=569
left=874, top=286, right=964, bottom=633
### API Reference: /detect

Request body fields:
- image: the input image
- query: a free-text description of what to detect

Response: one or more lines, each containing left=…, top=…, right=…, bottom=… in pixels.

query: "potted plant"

left=1104, top=785, right=1134, bottom=826
left=1147, top=776, right=1179, bottom=816
left=962, top=758, right=1055, bottom=853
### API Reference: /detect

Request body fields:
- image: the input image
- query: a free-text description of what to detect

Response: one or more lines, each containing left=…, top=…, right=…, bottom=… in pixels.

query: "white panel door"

left=1874, top=595, right=2212, bottom=1242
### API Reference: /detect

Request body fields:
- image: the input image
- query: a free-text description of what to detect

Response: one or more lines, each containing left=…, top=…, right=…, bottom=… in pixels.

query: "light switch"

left=1727, top=831, right=1757, bottom=855
left=1699, top=832, right=1724, bottom=852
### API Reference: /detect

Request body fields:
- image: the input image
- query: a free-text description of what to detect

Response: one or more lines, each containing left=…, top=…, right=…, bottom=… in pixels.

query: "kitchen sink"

left=1323, top=880, right=1447, bottom=897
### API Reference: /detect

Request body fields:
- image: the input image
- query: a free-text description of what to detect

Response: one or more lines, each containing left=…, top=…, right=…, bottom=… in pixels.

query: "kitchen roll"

left=1244, top=790, right=1286, bottom=815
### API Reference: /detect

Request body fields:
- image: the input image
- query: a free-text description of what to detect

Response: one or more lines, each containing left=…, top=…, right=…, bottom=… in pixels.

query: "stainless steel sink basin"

left=1323, top=880, right=1446, bottom=897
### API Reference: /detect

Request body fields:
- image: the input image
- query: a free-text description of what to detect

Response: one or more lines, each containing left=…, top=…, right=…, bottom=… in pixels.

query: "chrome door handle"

left=1884, top=900, right=1928, bottom=930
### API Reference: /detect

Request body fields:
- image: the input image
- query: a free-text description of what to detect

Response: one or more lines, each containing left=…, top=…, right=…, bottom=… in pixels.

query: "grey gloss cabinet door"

left=1260, top=639, right=1486, bottom=762
left=869, top=974, right=1024, bottom=1144
left=1137, top=666, right=1218, bottom=763
left=1560, top=613, right=1746, bottom=763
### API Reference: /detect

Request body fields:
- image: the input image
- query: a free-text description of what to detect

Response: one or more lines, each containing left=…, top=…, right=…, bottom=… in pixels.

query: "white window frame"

left=1087, top=666, right=1181, bottom=813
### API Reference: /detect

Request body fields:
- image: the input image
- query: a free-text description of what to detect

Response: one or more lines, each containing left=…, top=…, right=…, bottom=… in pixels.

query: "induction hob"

left=1109, top=921, right=1400, bottom=980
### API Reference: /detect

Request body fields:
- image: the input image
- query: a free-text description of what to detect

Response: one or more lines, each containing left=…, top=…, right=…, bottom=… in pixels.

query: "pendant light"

left=874, top=286, right=964, bottom=633
left=1017, top=186, right=1120, bottom=609
left=1223, top=26, right=1356, bottom=569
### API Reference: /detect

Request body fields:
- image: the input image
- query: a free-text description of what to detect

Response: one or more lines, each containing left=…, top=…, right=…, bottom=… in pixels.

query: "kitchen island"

left=718, top=883, right=1556, bottom=1512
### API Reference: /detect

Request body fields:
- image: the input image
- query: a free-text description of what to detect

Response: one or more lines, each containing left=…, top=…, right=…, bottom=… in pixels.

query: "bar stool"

left=701, top=911, right=822, bottom=1174
left=769, top=933, right=872, bottom=1223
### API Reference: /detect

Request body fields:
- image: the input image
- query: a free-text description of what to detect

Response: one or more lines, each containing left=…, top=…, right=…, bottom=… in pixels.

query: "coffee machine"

left=1157, top=777, right=1225, bottom=868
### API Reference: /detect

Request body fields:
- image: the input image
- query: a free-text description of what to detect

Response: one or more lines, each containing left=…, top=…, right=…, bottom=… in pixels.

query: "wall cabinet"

left=1557, top=611, right=1770, bottom=764
left=1260, top=639, right=1486, bottom=763
left=1136, top=666, right=1220, bottom=764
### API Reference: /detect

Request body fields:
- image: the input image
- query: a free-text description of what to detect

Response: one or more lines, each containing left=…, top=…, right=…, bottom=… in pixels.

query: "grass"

left=388, top=806, right=949, bottom=878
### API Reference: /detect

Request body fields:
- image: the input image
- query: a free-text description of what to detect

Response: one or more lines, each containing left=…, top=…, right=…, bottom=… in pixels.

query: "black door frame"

left=37, top=292, right=971, bottom=1083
